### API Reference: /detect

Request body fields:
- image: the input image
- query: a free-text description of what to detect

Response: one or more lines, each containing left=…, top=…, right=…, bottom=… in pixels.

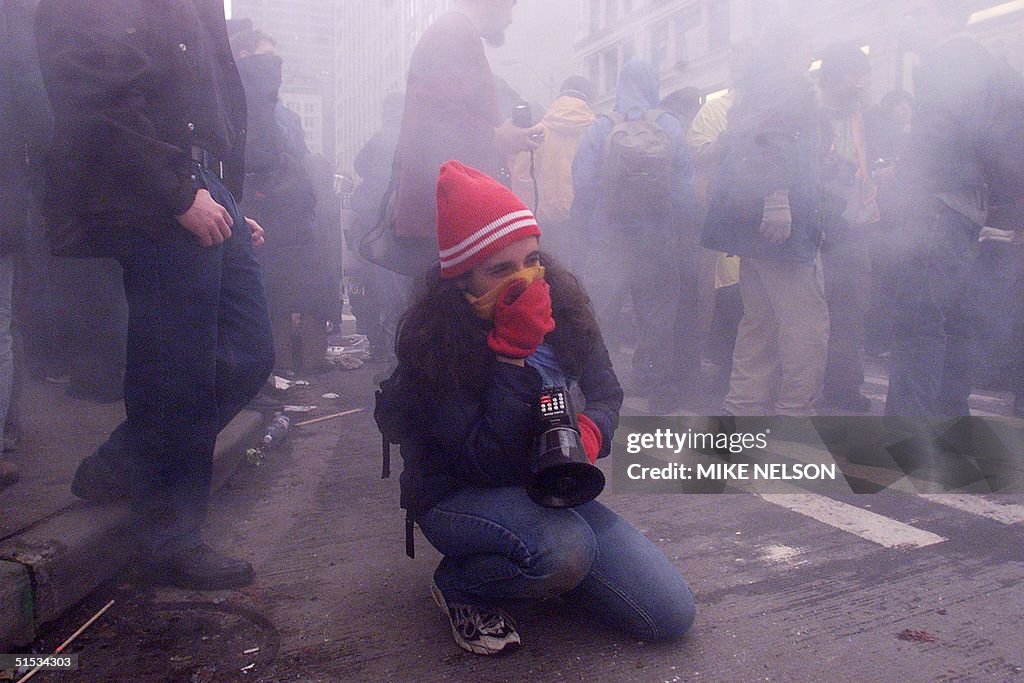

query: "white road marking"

left=916, top=494, right=1024, bottom=525
left=755, top=492, right=947, bottom=548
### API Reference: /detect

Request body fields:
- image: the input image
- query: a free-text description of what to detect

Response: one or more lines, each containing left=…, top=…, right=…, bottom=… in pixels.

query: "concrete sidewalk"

left=0, top=378, right=264, bottom=651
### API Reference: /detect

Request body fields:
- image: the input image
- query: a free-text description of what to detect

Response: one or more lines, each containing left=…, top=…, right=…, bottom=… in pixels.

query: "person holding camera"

left=375, top=160, right=695, bottom=656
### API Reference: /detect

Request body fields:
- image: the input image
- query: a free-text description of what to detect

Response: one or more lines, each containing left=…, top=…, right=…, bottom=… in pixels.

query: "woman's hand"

left=577, top=413, right=602, bottom=464
left=487, top=278, right=555, bottom=359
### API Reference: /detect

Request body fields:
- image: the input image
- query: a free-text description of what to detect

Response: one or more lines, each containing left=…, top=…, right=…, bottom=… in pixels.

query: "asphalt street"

left=24, top=360, right=1024, bottom=683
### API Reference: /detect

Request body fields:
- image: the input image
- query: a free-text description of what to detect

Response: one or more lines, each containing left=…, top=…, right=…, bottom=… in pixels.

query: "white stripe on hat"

left=440, top=218, right=539, bottom=270
left=438, top=209, right=535, bottom=259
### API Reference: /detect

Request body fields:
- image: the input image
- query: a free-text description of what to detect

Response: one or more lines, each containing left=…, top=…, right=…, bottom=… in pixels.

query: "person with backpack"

left=570, top=59, right=698, bottom=414
left=701, top=24, right=828, bottom=417
left=375, top=160, right=695, bottom=656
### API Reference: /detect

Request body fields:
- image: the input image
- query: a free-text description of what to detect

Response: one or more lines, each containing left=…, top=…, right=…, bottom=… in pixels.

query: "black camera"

left=526, top=387, right=605, bottom=508
left=511, top=102, right=544, bottom=142
left=511, top=101, right=533, bottom=128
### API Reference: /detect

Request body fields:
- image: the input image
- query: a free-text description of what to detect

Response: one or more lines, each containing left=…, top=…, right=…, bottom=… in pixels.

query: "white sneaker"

left=430, top=580, right=521, bottom=655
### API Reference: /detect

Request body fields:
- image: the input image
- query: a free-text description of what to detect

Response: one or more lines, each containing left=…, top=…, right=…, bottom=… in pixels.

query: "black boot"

left=141, top=543, right=255, bottom=591
left=71, top=453, right=130, bottom=503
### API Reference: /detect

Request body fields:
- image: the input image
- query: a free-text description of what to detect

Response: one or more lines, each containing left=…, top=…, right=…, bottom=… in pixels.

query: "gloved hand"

left=577, top=413, right=602, bottom=464
left=759, top=190, right=793, bottom=244
left=487, top=278, right=556, bottom=359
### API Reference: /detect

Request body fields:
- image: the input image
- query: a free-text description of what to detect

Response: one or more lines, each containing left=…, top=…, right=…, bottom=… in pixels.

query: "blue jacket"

left=701, top=72, right=823, bottom=264
left=570, top=59, right=696, bottom=241
left=377, top=332, right=623, bottom=520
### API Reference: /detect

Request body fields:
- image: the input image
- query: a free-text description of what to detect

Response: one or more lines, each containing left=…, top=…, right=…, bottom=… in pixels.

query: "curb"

left=0, top=410, right=264, bottom=652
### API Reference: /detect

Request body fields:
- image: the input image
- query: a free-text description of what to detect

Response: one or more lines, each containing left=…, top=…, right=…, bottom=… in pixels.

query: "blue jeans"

left=886, top=205, right=981, bottom=417
left=418, top=487, right=696, bottom=641
left=100, top=167, right=274, bottom=556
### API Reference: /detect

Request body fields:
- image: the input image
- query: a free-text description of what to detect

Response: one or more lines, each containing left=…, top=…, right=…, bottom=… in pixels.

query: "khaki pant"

left=724, top=256, right=830, bottom=417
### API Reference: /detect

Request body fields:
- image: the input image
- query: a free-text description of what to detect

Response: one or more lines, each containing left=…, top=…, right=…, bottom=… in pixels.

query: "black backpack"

left=601, top=108, right=676, bottom=220
left=357, top=154, right=437, bottom=276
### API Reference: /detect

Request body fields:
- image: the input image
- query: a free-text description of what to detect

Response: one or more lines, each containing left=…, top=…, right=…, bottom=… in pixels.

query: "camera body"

left=527, top=387, right=605, bottom=508
left=511, top=102, right=544, bottom=142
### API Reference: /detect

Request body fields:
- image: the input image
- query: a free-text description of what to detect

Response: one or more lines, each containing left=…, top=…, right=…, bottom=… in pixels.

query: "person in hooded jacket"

left=510, top=76, right=596, bottom=263
left=376, top=160, right=695, bottom=656
left=571, top=59, right=698, bottom=413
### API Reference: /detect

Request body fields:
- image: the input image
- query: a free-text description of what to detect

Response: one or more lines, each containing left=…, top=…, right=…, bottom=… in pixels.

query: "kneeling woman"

left=376, top=161, right=695, bottom=655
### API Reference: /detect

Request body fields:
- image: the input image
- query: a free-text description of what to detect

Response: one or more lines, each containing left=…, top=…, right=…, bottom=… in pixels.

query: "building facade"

left=335, top=0, right=453, bottom=174
left=575, top=0, right=1024, bottom=111
left=230, top=0, right=339, bottom=161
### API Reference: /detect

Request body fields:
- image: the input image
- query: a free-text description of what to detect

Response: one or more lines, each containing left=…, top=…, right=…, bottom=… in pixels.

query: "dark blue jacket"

left=701, top=72, right=822, bottom=265
left=377, top=332, right=623, bottom=520
left=571, top=59, right=696, bottom=241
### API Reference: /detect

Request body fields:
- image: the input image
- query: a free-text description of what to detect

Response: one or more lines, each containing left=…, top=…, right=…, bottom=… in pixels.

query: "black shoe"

left=140, top=543, right=255, bottom=591
left=824, top=391, right=872, bottom=413
left=70, top=453, right=130, bottom=503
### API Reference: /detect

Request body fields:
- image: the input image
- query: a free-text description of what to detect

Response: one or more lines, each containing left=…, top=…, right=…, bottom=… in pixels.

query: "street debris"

left=272, top=376, right=309, bottom=391
left=16, top=600, right=115, bottom=683
left=321, top=393, right=340, bottom=399
left=326, top=334, right=371, bottom=370
left=283, top=405, right=318, bottom=413
left=242, top=647, right=260, bottom=655
left=896, top=629, right=938, bottom=643
left=294, top=408, right=364, bottom=428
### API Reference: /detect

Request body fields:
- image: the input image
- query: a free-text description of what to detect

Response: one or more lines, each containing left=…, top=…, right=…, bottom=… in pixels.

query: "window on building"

left=673, top=6, right=701, bottom=65
left=622, top=0, right=632, bottom=14
left=650, top=23, right=670, bottom=71
left=602, top=47, right=618, bottom=94
left=708, top=1, right=731, bottom=53
left=590, top=0, right=601, bottom=33
left=605, top=0, right=617, bottom=27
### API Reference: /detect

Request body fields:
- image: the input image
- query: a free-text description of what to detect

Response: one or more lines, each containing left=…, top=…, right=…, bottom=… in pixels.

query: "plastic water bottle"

left=263, top=413, right=290, bottom=447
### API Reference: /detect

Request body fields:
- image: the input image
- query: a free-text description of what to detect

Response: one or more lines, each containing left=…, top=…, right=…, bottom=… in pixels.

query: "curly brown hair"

left=395, top=253, right=602, bottom=397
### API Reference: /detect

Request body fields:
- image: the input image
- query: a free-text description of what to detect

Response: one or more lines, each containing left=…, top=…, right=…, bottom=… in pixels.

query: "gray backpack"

left=601, top=108, right=675, bottom=220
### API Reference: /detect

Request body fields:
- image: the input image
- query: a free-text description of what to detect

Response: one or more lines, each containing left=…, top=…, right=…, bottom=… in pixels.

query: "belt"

left=190, top=146, right=224, bottom=179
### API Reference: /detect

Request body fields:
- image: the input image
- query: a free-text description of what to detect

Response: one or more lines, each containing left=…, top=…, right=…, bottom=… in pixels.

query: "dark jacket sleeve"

left=35, top=0, right=196, bottom=218
left=423, top=362, right=543, bottom=487
left=577, top=336, right=623, bottom=460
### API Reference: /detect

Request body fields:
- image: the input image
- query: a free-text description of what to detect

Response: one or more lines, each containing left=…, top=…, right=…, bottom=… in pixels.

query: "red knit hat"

left=436, top=160, right=541, bottom=279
